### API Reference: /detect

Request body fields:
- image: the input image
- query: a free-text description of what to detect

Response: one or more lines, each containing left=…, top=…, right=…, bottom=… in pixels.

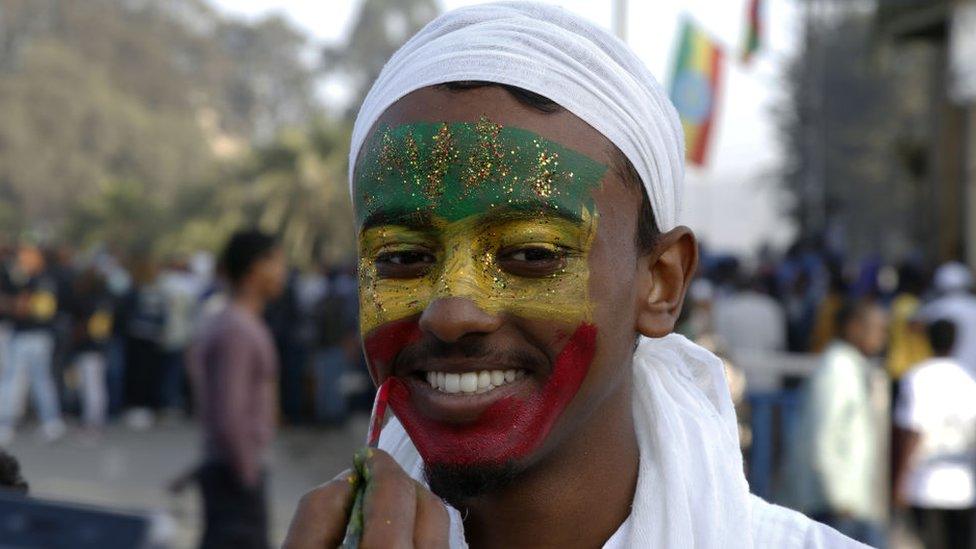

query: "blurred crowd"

left=0, top=240, right=370, bottom=448
left=682, top=237, right=976, bottom=549
left=5, top=231, right=976, bottom=547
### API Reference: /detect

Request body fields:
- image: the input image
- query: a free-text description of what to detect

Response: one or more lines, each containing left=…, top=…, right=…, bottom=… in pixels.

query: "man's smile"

left=422, top=368, right=527, bottom=394
left=395, top=367, right=533, bottom=424
left=382, top=323, right=598, bottom=466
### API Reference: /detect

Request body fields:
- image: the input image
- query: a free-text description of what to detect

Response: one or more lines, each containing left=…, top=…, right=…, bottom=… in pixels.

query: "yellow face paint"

left=358, top=210, right=597, bottom=334
left=354, top=118, right=608, bottom=335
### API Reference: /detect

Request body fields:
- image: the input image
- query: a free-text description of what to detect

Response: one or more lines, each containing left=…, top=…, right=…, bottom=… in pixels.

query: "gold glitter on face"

left=354, top=117, right=609, bottom=335
left=355, top=117, right=606, bottom=226
left=358, top=211, right=597, bottom=335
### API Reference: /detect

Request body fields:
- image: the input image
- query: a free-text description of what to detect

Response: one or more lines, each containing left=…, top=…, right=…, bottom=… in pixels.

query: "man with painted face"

left=285, top=3, right=864, bottom=548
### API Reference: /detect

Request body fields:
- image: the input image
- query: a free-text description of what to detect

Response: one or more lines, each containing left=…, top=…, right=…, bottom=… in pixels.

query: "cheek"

left=362, top=317, right=422, bottom=383
left=580, top=231, right=641, bottom=383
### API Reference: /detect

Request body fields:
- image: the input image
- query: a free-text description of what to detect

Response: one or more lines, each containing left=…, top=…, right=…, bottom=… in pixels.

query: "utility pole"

left=803, top=0, right=827, bottom=238
left=613, top=0, right=627, bottom=42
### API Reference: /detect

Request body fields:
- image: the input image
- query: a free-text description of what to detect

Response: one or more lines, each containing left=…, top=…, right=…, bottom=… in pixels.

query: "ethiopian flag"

left=742, top=0, right=763, bottom=63
left=669, top=19, right=724, bottom=167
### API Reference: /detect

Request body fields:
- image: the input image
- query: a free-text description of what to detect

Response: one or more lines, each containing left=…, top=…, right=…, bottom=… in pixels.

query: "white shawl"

left=378, top=334, right=867, bottom=548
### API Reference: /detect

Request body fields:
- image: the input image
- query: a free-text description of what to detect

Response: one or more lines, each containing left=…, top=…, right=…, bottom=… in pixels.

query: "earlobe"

left=634, top=227, right=699, bottom=338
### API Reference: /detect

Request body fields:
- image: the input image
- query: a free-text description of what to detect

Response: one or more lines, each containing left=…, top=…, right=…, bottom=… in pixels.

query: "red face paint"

left=362, top=318, right=422, bottom=383
left=365, top=323, right=597, bottom=466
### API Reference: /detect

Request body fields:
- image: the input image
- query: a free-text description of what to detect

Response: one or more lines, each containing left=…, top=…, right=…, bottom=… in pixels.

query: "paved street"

left=3, top=417, right=368, bottom=548
left=4, top=416, right=924, bottom=549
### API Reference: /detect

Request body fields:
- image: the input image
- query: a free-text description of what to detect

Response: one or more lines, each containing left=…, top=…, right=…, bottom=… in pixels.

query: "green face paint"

left=354, top=118, right=608, bottom=227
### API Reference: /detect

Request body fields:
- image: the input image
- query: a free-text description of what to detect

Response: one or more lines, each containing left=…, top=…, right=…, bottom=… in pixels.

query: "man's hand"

left=283, top=448, right=450, bottom=549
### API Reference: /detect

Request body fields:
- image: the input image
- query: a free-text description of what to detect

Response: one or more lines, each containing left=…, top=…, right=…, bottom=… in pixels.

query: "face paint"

left=355, top=117, right=607, bottom=466
left=389, top=324, right=597, bottom=465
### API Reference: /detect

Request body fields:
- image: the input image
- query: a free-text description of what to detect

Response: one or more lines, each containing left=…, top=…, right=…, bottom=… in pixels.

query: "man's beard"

left=425, top=461, right=521, bottom=509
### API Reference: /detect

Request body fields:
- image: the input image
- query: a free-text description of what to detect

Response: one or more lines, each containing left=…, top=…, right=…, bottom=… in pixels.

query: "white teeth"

left=460, top=372, right=478, bottom=393
left=424, top=369, right=526, bottom=394
left=491, top=370, right=505, bottom=386
left=444, top=373, right=461, bottom=394
left=477, top=371, right=491, bottom=391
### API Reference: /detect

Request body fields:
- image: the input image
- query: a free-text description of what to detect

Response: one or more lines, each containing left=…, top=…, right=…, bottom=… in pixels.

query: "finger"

left=359, top=448, right=418, bottom=549
left=283, top=469, right=358, bottom=549
left=413, top=482, right=451, bottom=549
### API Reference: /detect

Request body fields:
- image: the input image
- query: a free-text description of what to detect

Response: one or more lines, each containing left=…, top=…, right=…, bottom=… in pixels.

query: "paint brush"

left=341, top=379, right=392, bottom=548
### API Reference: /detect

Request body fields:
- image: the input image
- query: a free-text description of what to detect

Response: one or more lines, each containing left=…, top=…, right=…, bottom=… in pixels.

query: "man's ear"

left=634, top=226, right=698, bottom=338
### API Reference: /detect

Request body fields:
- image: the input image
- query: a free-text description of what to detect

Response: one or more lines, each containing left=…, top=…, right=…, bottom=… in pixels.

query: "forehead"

left=355, top=119, right=608, bottom=228
left=353, top=86, right=616, bottom=185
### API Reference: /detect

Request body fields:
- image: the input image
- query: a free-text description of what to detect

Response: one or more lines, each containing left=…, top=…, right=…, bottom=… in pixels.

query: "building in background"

left=876, top=0, right=976, bottom=264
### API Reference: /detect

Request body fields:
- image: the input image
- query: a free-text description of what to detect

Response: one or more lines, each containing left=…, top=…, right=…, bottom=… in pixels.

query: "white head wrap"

left=348, top=0, right=685, bottom=232
left=934, top=261, right=974, bottom=293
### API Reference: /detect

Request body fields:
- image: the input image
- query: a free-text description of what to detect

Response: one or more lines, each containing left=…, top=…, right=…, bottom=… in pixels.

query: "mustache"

left=392, top=336, right=550, bottom=374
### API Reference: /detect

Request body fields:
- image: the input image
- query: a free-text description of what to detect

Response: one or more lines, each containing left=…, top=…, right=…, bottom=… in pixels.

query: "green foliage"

left=0, top=38, right=215, bottom=232
left=0, top=0, right=438, bottom=265
left=173, top=122, right=357, bottom=267
left=322, top=0, right=439, bottom=120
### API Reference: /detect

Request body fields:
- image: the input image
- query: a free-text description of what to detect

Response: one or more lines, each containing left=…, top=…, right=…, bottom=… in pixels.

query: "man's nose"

left=418, top=297, right=502, bottom=343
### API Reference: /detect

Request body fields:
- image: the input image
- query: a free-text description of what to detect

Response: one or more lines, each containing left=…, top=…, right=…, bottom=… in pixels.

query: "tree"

left=0, top=0, right=320, bottom=251
left=321, top=0, right=439, bottom=120
left=170, top=121, right=357, bottom=267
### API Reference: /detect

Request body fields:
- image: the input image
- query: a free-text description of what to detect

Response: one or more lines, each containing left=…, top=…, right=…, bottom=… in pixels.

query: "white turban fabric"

left=348, top=0, right=685, bottom=232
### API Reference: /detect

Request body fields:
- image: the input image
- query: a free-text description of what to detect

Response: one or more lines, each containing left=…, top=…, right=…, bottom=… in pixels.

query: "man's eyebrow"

left=361, top=208, right=435, bottom=230
left=361, top=199, right=587, bottom=230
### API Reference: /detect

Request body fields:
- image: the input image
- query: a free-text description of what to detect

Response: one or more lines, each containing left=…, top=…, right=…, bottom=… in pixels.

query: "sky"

left=210, top=0, right=802, bottom=255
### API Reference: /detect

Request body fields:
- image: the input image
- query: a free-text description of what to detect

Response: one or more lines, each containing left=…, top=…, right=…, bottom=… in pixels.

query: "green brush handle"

left=340, top=449, right=371, bottom=548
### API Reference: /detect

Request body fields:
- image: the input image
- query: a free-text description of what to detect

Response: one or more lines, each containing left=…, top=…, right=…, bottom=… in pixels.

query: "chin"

left=424, top=460, right=521, bottom=508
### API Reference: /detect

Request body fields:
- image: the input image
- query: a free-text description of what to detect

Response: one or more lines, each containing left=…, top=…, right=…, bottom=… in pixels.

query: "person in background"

left=187, top=229, right=285, bottom=549
left=158, top=256, right=202, bottom=419
left=893, top=319, right=976, bottom=549
left=789, top=299, right=890, bottom=547
left=0, top=244, right=66, bottom=445
left=0, top=449, right=28, bottom=494
left=95, top=249, right=132, bottom=418
left=917, top=262, right=976, bottom=377
left=46, top=246, right=77, bottom=416
left=886, top=263, right=932, bottom=383
left=69, top=267, right=115, bottom=435
left=310, top=266, right=360, bottom=425
left=712, top=270, right=786, bottom=354
left=264, top=268, right=305, bottom=425
left=677, top=277, right=716, bottom=346
left=117, top=256, right=166, bottom=430
left=808, top=264, right=846, bottom=353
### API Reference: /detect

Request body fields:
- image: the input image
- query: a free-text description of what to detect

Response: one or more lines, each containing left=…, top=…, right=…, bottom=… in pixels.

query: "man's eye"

left=497, top=245, right=566, bottom=277
left=375, top=249, right=436, bottom=278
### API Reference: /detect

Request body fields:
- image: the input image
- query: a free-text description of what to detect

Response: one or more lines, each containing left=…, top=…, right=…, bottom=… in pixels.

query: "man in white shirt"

left=713, top=276, right=786, bottom=354
left=788, top=300, right=889, bottom=547
left=917, top=262, right=976, bottom=377
left=894, top=319, right=976, bottom=549
left=283, top=3, right=864, bottom=547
